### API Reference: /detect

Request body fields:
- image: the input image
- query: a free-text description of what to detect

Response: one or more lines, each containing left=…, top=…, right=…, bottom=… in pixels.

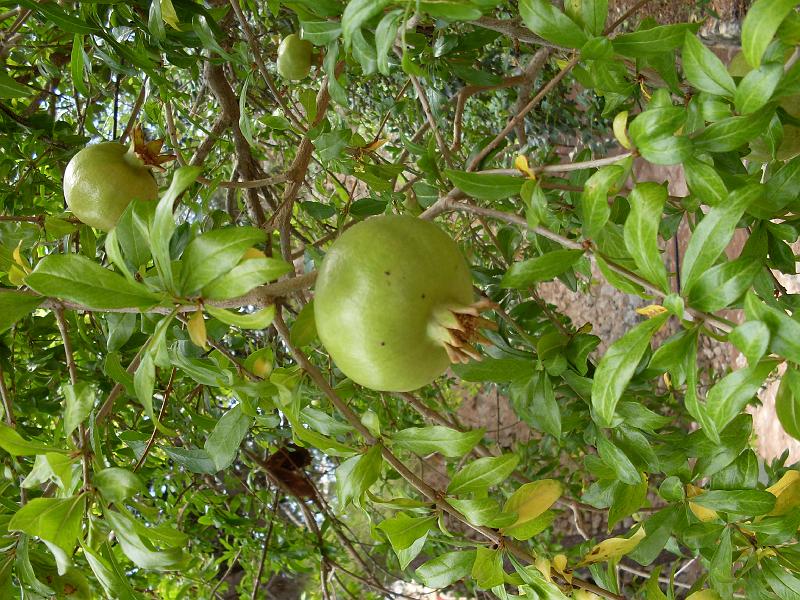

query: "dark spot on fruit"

left=380, top=341, right=385, bottom=346
left=384, top=270, right=390, bottom=275
left=421, top=293, right=426, bottom=299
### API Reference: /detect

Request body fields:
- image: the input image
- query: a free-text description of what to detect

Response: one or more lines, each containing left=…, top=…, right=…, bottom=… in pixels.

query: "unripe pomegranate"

left=277, top=34, right=313, bottom=80
left=314, top=215, right=495, bottom=392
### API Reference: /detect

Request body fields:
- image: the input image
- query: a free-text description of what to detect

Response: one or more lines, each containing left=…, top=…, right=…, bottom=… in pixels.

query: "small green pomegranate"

left=63, top=126, right=173, bottom=231
left=277, top=34, right=313, bottom=80
left=314, top=215, right=494, bottom=392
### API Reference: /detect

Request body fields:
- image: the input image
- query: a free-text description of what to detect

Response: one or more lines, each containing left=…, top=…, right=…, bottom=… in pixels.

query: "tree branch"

left=272, top=310, right=622, bottom=600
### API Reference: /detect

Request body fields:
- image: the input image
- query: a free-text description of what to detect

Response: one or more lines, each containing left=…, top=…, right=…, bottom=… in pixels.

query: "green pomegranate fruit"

left=63, top=126, right=173, bottom=231
left=314, top=214, right=495, bottom=392
left=277, top=34, right=313, bottom=80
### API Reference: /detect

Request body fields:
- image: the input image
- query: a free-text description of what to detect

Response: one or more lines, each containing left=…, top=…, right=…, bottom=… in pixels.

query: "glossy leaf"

left=592, top=313, right=669, bottom=428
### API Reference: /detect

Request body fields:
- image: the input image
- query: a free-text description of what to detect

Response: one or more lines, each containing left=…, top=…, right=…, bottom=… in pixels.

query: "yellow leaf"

left=612, top=111, right=632, bottom=150
left=553, top=553, right=571, bottom=584
left=364, top=138, right=388, bottom=152
left=502, top=479, right=562, bottom=539
left=685, top=591, right=721, bottom=600
left=12, top=242, right=30, bottom=273
left=514, top=155, right=536, bottom=179
left=635, top=304, right=668, bottom=318
left=161, top=0, right=180, bottom=30
left=573, top=591, right=600, bottom=600
left=579, top=526, right=645, bottom=566
left=767, top=470, right=800, bottom=496
left=686, top=484, right=719, bottom=522
left=534, top=556, right=551, bottom=582
left=242, top=248, right=266, bottom=260
left=769, top=478, right=800, bottom=516
left=187, top=309, right=207, bottom=349
left=8, top=264, right=26, bottom=287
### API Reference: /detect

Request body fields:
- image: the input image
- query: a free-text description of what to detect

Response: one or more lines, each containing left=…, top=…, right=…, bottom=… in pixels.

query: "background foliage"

left=1, top=0, right=800, bottom=598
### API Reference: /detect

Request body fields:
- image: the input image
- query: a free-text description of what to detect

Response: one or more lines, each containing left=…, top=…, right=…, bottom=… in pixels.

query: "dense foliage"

left=2, top=0, right=800, bottom=598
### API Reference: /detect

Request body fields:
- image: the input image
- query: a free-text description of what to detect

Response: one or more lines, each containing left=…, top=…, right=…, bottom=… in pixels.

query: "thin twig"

left=133, top=368, right=178, bottom=472
left=119, top=81, right=148, bottom=145
left=251, top=492, right=280, bottom=600
left=208, top=548, right=242, bottom=599
left=272, top=311, right=622, bottom=600
left=227, top=0, right=304, bottom=131
left=54, top=306, right=91, bottom=490
left=0, top=362, right=15, bottom=426
left=421, top=198, right=735, bottom=333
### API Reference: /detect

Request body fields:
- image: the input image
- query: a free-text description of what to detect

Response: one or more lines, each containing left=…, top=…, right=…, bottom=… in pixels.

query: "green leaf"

left=151, top=166, right=202, bottom=293
left=635, top=134, right=693, bottom=165
left=300, top=21, right=342, bottom=45
left=706, top=359, right=778, bottom=432
left=202, top=257, right=291, bottom=301
left=18, top=0, right=98, bottom=34
left=453, top=357, right=536, bottom=383
left=134, top=353, right=155, bottom=423
left=377, top=513, right=436, bottom=552
left=623, top=182, right=669, bottom=292
left=0, top=71, right=32, bottom=98
left=290, top=301, right=317, bottom=347
left=735, top=63, right=783, bottom=114
left=691, top=489, right=776, bottom=515
left=444, top=169, right=522, bottom=200
left=683, top=157, right=727, bottom=206
left=63, top=382, right=95, bottom=439
left=9, top=495, right=86, bottom=555
left=70, top=34, right=89, bottom=97
left=94, top=468, right=144, bottom=504
left=419, top=1, right=482, bottom=20
left=597, top=434, right=641, bottom=485
left=628, top=507, right=679, bottom=566
left=447, top=454, right=519, bottom=495
left=0, top=290, right=42, bottom=334
left=693, top=107, right=775, bottom=153
left=206, top=305, right=275, bottom=330
left=472, top=547, right=504, bottom=589
left=591, top=313, right=669, bottom=428
left=0, top=423, right=66, bottom=456
left=681, top=184, right=762, bottom=295
left=519, top=0, right=587, bottom=48
left=375, top=10, right=402, bottom=75
left=581, top=165, right=625, bottom=237
left=180, top=227, right=265, bottom=296
left=416, top=550, right=476, bottom=588
left=763, top=556, right=800, bottom=599
left=82, top=542, right=139, bottom=600
left=449, top=497, right=516, bottom=528
left=582, top=0, right=608, bottom=36
left=391, top=426, right=484, bottom=458
left=729, top=321, right=770, bottom=365
left=741, top=0, right=800, bottom=68
left=502, top=479, right=562, bottom=539
left=161, top=446, right=217, bottom=474
left=611, top=23, right=695, bottom=57
left=204, top=404, right=252, bottom=471
left=25, top=255, right=161, bottom=310
left=337, top=445, right=382, bottom=508
left=510, top=371, right=562, bottom=438
left=744, top=292, right=800, bottom=364
left=682, top=33, right=735, bottom=97
left=687, top=258, right=761, bottom=312
left=501, top=249, right=584, bottom=288
left=777, top=366, right=800, bottom=441
left=105, top=509, right=186, bottom=570
left=341, top=0, right=390, bottom=48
